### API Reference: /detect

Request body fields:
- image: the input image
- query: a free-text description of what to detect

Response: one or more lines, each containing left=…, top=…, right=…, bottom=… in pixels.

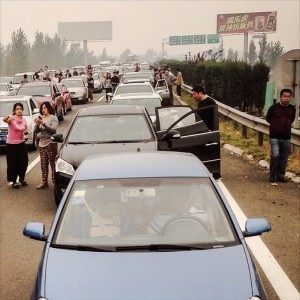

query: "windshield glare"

left=53, top=178, right=236, bottom=248
left=0, top=101, right=30, bottom=116
left=17, top=86, right=51, bottom=96
left=115, top=85, right=153, bottom=96
left=67, top=114, right=153, bottom=143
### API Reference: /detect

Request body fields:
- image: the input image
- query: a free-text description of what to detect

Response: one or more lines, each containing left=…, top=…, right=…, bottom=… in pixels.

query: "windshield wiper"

left=115, top=244, right=212, bottom=252
left=52, top=244, right=115, bottom=252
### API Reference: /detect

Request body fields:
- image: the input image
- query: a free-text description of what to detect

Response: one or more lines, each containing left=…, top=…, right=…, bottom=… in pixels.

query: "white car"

left=60, top=78, right=88, bottom=104
left=0, top=83, right=14, bottom=96
left=0, top=96, right=40, bottom=149
left=110, top=92, right=162, bottom=125
left=113, top=82, right=155, bottom=97
left=11, top=72, right=35, bottom=92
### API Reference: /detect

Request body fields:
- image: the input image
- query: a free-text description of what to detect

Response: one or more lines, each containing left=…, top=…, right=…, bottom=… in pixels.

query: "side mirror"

left=243, top=218, right=271, bottom=237
left=23, top=222, right=47, bottom=241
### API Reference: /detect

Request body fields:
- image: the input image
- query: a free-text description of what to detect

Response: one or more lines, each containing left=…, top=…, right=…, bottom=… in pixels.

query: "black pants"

left=105, top=87, right=113, bottom=100
left=176, top=84, right=181, bottom=97
left=6, top=142, right=28, bottom=183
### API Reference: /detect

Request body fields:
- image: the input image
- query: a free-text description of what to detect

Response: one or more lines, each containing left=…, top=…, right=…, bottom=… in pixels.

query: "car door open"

left=155, top=105, right=221, bottom=178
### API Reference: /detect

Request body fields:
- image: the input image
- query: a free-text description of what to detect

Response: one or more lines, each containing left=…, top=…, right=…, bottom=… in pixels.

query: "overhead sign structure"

left=182, top=35, right=194, bottom=45
left=207, top=34, right=220, bottom=44
left=169, top=36, right=182, bottom=45
left=169, top=34, right=219, bottom=45
left=217, top=11, right=277, bottom=34
left=194, top=35, right=206, bottom=44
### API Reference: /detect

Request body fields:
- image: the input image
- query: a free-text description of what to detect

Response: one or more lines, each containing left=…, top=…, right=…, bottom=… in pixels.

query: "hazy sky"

left=0, top=0, right=299, bottom=59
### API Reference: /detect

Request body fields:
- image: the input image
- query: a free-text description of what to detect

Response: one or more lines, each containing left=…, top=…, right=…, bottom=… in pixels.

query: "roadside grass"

left=179, top=90, right=300, bottom=175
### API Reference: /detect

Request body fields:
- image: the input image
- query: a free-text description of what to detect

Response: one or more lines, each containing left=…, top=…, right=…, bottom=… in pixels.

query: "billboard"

left=217, top=11, right=277, bottom=34
left=58, top=21, right=112, bottom=41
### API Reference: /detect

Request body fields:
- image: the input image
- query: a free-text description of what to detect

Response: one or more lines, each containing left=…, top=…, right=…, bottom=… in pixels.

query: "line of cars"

left=0, top=79, right=73, bottom=150
left=20, top=65, right=271, bottom=299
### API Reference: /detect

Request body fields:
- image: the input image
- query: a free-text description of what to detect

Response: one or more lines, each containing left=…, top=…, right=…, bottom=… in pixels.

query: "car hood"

left=60, top=142, right=157, bottom=168
left=42, top=245, right=254, bottom=299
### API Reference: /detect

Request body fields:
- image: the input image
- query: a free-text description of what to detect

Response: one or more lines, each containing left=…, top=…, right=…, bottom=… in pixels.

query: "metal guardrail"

left=181, top=84, right=300, bottom=147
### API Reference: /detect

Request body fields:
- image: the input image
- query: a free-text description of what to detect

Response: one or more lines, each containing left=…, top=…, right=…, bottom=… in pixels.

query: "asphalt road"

left=0, top=93, right=299, bottom=299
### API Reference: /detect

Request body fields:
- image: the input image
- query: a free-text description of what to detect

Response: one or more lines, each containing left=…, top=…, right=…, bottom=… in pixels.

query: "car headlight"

left=55, top=158, right=75, bottom=176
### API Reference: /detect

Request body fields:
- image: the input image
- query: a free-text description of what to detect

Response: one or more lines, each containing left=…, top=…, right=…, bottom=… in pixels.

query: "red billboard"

left=217, top=11, right=277, bottom=34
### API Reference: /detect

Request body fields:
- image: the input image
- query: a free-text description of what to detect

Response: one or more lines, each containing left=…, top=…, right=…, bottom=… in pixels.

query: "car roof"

left=61, top=78, right=84, bottom=81
left=76, top=104, right=147, bottom=117
left=74, top=152, right=210, bottom=180
left=0, top=95, right=34, bottom=102
left=112, top=92, right=161, bottom=100
left=19, top=81, right=52, bottom=87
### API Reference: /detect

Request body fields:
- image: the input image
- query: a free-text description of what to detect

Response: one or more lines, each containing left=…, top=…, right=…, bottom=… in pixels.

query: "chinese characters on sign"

left=217, top=11, right=277, bottom=34
left=169, top=34, right=218, bottom=45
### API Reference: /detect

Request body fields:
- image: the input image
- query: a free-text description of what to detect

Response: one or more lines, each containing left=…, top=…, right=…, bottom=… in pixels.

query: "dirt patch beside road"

left=221, top=147, right=300, bottom=296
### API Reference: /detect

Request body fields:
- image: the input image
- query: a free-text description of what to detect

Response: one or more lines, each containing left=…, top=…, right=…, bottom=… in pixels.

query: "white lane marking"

left=26, top=156, right=40, bottom=174
left=218, top=181, right=300, bottom=300
left=97, top=96, right=104, bottom=102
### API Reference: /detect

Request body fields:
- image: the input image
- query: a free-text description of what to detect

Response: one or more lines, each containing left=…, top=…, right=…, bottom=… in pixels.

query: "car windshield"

left=0, top=101, right=30, bottom=116
left=62, top=80, right=83, bottom=88
left=115, top=84, right=153, bottom=96
left=67, top=114, right=153, bottom=143
left=53, top=177, right=237, bottom=249
left=16, top=85, right=51, bottom=96
left=112, top=98, right=161, bottom=115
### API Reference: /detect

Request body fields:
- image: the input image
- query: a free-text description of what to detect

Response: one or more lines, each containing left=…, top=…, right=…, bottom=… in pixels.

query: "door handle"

left=205, top=142, right=218, bottom=146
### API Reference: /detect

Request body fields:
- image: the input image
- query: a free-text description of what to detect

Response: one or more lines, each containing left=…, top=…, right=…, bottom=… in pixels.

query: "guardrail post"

left=258, top=132, right=264, bottom=146
left=242, top=125, right=247, bottom=139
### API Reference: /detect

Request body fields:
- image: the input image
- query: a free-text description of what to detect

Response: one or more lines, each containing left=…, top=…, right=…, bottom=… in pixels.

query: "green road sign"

left=182, top=35, right=193, bottom=45
left=207, top=34, right=220, bottom=44
left=194, top=35, right=206, bottom=44
left=169, top=36, right=182, bottom=45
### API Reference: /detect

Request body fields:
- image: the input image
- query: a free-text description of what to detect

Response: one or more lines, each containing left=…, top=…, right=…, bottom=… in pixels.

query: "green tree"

left=265, top=41, right=285, bottom=69
left=5, top=28, right=30, bottom=74
left=258, top=33, right=268, bottom=63
left=0, top=43, right=6, bottom=75
left=119, top=48, right=131, bottom=64
left=227, top=48, right=235, bottom=61
left=248, top=39, right=257, bottom=65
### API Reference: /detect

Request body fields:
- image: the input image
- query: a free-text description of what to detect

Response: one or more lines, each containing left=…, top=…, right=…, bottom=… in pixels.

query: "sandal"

left=12, top=183, right=20, bottom=189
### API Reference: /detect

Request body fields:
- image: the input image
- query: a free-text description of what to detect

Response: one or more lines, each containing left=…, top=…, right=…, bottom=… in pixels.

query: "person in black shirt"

left=192, top=85, right=217, bottom=131
left=87, top=73, right=94, bottom=103
left=266, top=88, right=296, bottom=185
left=111, top=71, right=120, bottom=94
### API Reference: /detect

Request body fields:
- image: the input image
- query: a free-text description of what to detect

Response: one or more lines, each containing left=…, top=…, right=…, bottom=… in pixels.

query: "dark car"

left=52, top=105, right=158, bottom=205
left=24, top=151, right=270, bottom=300
left=16, top=81, right=64, bottom=121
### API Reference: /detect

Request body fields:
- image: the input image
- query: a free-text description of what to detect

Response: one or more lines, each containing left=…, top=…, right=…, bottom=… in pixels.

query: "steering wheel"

left=161, top=215, right=209, bottom=238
